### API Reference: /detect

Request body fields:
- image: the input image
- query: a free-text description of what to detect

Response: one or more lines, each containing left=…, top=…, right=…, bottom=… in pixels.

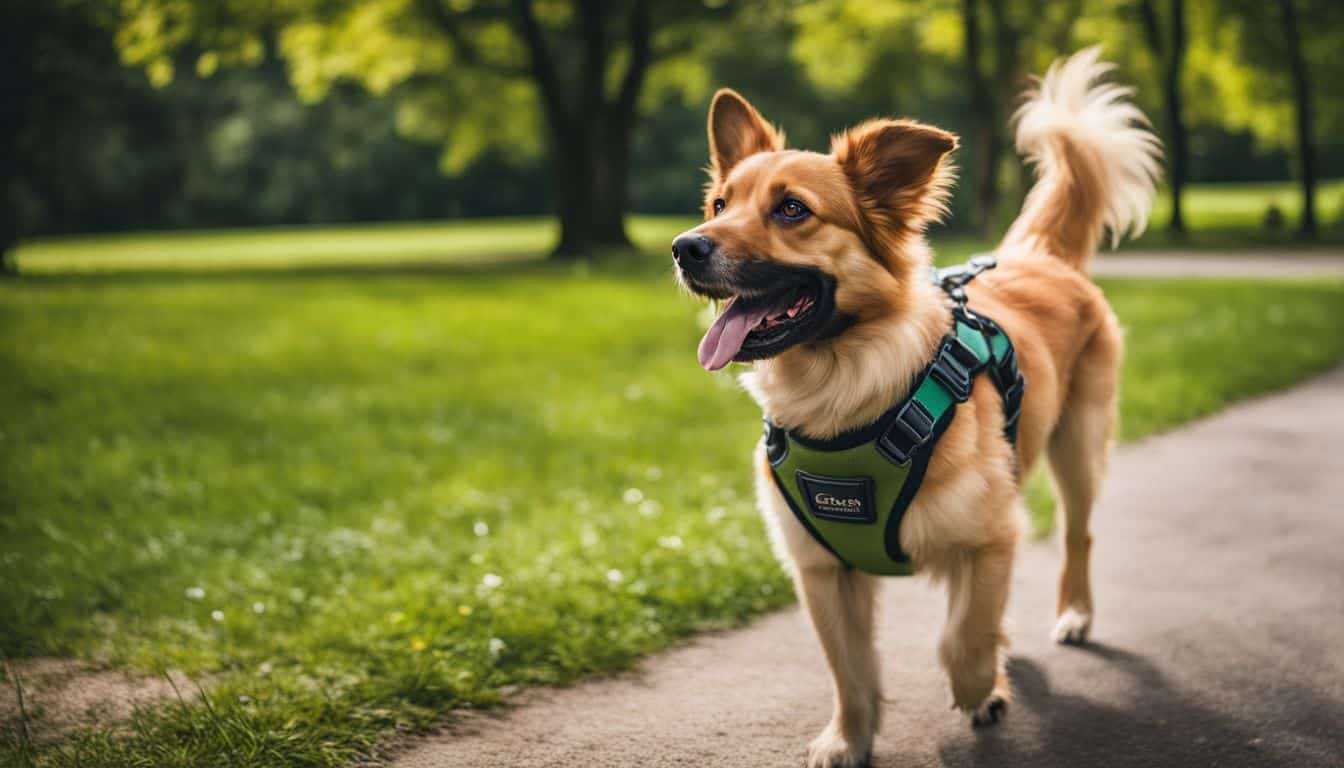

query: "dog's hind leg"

left=796, top=564, right=882, bottom=768
left=940, top=541, right=1014, bottom=726
left=1046, top=320, right=1121, bottom=644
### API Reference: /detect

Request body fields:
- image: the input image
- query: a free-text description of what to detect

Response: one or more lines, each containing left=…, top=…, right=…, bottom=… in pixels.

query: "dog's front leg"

left=939, top=542, right=1014, bottom=726
left=757, top=446, right=881, bottom=766
left=796, top=564, right=881, bottom=768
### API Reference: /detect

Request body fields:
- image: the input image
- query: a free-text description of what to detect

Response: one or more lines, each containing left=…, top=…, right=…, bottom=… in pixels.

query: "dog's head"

left=674, top=89, right=957, bottom=371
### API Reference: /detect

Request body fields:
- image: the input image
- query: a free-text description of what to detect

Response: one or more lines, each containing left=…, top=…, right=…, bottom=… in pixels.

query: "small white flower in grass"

left=622, top=488, right=644, bottom=505
left=707, top=506, right=727, bottom=523
left=606, top=568, right=624, bottom=585
left=473, top=521, right=489, bottom=537
left=185, top=587, right=205, bottom=600
left=658, top=535, right=683, bottom=550
left=639, top=499, right=661, bottom=517
left=481, top=573, right=503, bottom=590
left=252, top=602, right=266, bottom=614
left=238, top=695, right=251, bottom=704
left=211, top=610, right=224, bottom=622
left=258, top=662, right=273, bottom=676
left=488, top=637, right=507, bottom=659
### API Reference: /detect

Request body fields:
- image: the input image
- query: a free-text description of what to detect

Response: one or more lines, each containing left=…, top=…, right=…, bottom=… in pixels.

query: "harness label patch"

left=796, top=471, right=876, bottom=523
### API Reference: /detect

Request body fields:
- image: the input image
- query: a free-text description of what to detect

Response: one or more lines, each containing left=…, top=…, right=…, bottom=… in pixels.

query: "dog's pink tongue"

left=698, top=299, right=772, bottom=371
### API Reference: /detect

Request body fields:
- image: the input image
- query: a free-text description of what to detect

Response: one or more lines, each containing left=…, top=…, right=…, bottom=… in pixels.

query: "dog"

left=671, top=47, right=1160, bottom=767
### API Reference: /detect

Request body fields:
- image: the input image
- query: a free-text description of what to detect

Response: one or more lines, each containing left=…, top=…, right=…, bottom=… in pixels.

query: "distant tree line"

left=4, top=0, right=1344, bottom=271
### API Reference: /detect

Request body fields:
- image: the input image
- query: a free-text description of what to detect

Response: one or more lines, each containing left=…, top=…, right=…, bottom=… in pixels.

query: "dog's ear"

left=708, top=89, right=783, bottom=179
left=833, top=119, right=958, bottom=230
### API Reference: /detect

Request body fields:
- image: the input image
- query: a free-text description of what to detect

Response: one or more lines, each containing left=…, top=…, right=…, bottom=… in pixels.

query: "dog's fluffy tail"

left=1000, top=46, right=1162, bottom=272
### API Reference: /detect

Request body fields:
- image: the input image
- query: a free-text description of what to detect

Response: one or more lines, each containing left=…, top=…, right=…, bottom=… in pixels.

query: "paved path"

left=1092, top=250, right=1344, bottom=279
left=393, top=369, right=1344, bottom=768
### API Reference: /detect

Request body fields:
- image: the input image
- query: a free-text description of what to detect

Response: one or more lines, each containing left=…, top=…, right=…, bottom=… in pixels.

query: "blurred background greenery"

left=5, top=2, right=1344, bottom=767
left=4, top=0, right=1344, bottom=268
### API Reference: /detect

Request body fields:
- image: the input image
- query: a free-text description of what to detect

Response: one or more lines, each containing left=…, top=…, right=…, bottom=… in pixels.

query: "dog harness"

left=763, top=256, right=1025, bottom=576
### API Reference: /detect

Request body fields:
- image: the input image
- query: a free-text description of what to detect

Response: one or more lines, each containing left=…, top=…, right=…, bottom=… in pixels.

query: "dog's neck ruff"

left=763, top=256, right=1024, bottom=576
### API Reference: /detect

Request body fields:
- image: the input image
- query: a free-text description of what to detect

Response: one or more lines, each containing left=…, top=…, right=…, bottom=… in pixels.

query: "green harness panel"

left=764, top=309, right=1024, bottom=576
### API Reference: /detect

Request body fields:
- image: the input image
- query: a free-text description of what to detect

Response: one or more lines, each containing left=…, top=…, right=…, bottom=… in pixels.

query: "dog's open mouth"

left=697, top=271, right=834, bottom=371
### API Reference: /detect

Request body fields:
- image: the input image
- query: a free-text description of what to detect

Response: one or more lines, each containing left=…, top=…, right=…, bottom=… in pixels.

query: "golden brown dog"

left=671, top=47, right=1160, bottom=767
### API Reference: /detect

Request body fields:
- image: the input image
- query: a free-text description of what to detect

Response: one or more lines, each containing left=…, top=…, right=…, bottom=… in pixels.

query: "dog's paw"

left=1051, top=608, right=1092, bottom=645
left=969, top=691, right=1008, bottom=728
left=806, top=723, right=872, bottom=768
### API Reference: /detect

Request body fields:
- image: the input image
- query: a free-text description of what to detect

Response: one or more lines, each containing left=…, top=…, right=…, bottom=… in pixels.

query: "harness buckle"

left=877, top=398, right=935, bottom=465
left=929, top=338, right=977, bottom=402
left=946, top=335, right=983, bottom=370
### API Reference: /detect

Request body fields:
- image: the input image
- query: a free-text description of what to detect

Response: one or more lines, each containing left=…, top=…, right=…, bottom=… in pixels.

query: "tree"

left=117, top=0, right=728, bottom=258
left=2, top=0, right=133, bottom=274
left=1210, top=0, right=1344, bottom=237
left=1138, top=0, right=1189, bottom=235
left=961, top=0, right=1025, bottom=238
left=1275, top=0, right=1316, bottom=236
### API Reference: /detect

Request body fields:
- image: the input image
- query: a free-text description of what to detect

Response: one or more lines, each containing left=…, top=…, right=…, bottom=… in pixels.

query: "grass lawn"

left=6, top=178, right=1344, bottom=766
left=5, top=233, right=1344, bottom=766
left=1146, top=178, right=1344, bottom=232
left=9, top=217, right=693, bottom=275
left=12, top=179, right=1344, bottom=278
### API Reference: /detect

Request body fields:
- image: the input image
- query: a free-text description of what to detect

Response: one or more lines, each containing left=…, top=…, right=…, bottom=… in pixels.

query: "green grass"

left=5, top=185, right=1344, bottom=766
left=10, top=216, right=697, bottom=275
left=4, top=247, right=1344, bottom=766
left=1147, top=178, right=1344, bottom=232
left=12, top=179, right=1342, bottom=278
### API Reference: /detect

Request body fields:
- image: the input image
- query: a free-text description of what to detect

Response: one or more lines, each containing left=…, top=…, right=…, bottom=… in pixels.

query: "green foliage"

left=5, top=219, right=1344, bottom=765
left=113, top=0, right=720, bottom=174
left=1205, top=0, right=1344, bottom=148
left=10, top=0, right=1344, bottom=242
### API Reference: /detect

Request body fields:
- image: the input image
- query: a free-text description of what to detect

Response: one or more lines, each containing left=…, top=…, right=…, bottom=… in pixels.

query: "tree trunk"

left=1277, top=0, right=1317, bottom=237
left=550, top=130, right=598, bottom=257
left=593, top=112, right=634, bottom=246
left=1164, top=0, right=1188, bottom=235
left=962, top=0, right=1000, bottom=239
left=0, top=240, right=16, bottom=276
left=986, top=0, right=1020, bottom=231
left=1140, top=0, right=1188, bottom=235
left=549, top=124, right=633, bottom=258
left=0, top=188, right=16, bottom=275
left=961, top=0, right=1023, bottom=238
left=514, top=0, right=640, bottom=258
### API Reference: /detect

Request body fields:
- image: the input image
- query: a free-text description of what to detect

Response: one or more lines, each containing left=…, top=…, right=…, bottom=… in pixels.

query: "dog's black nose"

left=671, top=234, right=714, bottom=269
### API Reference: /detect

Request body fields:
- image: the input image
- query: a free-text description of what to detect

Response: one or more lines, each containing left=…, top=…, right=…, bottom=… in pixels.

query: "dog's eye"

left=712, top=198, right=726, bottom=216
left=774, top=198, right=811, bottom=222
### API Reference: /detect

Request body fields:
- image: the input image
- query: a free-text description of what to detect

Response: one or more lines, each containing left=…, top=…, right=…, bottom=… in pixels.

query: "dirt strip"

left=1, top=658, right=194, bottom=745
left=1091, top=250, right=1344, bottom=279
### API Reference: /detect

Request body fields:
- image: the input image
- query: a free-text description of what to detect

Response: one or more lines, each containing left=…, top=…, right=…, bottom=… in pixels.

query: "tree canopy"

left=4, top=0, right=1343, bottom=266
